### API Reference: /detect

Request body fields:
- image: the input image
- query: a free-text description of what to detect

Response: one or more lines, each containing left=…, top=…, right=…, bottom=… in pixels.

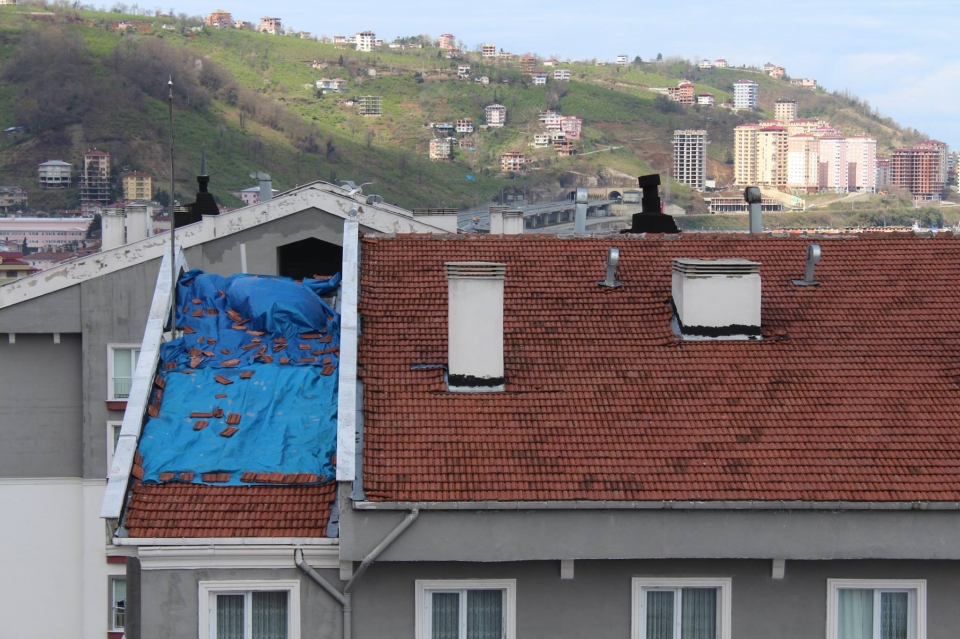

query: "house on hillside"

left=316, top=78, right=348, bottom=93
left=532, top=71, right=547, bottom=85
left=256, top=16, right=282, bottom=34
left=554, top=68, right=571, bottom=81
left=429, top=137, right=456, bottom=161
left=714, top=58, right=728, bottom=67
left=457, top=64, right=471, bottom=78
left=699, top=59, right=714, bottom=70
left=485, top=104, right=506, bottom=127
left=204, top=10, right=232, bottom=28
left=616, top=54, right=628, bottom=65
left=500, top=150, right=528, bottom=172
left=0, top=185, right=27, bottom=212
left=455, top=118, right=474, bottom=134
left=697, top=92, right=715, bottom=106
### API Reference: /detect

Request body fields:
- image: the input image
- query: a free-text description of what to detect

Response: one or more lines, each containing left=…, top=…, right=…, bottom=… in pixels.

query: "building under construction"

left=80, top=149, right=111, bottom=205
left=673, top=130, right=708, bottom=191
left=890, top=142, right=947, bottom=201
left=358, top=95, right=382, bottom=117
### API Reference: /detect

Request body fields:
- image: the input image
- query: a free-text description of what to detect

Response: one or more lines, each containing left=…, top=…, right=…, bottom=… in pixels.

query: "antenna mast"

left=168, top=76, right=176, bottom=303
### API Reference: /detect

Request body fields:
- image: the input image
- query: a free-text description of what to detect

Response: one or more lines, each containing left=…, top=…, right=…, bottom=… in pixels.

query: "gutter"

left=352, top=500, right=960, bottom=511
left=296, top=509, right=419, bottom=639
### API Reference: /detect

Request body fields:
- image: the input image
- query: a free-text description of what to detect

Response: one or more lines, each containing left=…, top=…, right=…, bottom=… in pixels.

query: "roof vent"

left=792, top=244, right=821, bottom=286
left=672, top=258, right=761, bottom=340
left=598, top=248, right=622, bottom=288
left=446, top=262, right=506, bottom=391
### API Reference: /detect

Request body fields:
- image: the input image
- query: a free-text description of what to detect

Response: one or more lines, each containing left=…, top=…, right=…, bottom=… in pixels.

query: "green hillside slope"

left=0, top=6, right=927, bottom=214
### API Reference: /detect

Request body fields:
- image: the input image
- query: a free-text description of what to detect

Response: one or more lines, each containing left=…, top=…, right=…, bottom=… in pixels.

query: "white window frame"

left=109, top=576, right=126, bottom=631
left=107, top=420, right=123, bottom=474
left=415, top=579, right=516, bottom=639
left=198, top=579, right=300, bottom=639
left=632, top=577, right=732, bottom=639
left=107, top=343, right=141, bottom=401
left=826, top=579, right=926, bottom=639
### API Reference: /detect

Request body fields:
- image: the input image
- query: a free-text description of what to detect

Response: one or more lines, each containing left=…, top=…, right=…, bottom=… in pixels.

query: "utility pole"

left=168, top=76, right=176, bottom=298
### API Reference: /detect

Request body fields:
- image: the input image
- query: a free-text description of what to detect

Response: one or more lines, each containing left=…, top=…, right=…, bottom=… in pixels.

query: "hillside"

left=0, top=5, right=928, bottom=214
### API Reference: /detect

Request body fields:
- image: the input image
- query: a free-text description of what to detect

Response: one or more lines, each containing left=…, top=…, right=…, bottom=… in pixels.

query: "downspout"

left=296, top=508, right=419, bottom=639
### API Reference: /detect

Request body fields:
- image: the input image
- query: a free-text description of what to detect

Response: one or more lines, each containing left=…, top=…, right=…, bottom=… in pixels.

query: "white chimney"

left=446, top=262, right=506, bottom=391
left=125, top=203, right=149, bottom=242
left=502, top=209, right=523, bottom=235
left=101, top=208, right=126, bottom=250
left=488, top=204, right=508, bottom=234
left=672, top=259, right=761, bottom=339
left=413, top=208, right=459, bottom=233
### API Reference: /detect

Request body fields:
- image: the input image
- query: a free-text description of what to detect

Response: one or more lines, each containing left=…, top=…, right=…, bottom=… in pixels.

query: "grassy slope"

left=0, top=6, right=926, bottom=216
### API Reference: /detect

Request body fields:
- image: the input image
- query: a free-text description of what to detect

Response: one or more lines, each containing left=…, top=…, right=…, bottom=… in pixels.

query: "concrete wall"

left=0, top=284, right=81, bottom=333
left=348, top=559, right=960, bottom=639
left=138, top=567, right=343, bottom=639
left=341, top=506, right=960, bottom=561
left=0, top=333, right=82, bottom=477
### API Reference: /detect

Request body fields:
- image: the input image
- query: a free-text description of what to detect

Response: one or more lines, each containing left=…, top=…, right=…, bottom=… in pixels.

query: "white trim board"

left=336, top=218, right=359, bottom=481
left=0, top=477, right=84, bottom=486
left=138, top=545, right=338, bottom=570
left=114, top=537, right=337, bottom=546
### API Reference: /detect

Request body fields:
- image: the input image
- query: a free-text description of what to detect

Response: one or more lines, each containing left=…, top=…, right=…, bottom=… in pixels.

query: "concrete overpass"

left=458, top=199, right=619, bottom=232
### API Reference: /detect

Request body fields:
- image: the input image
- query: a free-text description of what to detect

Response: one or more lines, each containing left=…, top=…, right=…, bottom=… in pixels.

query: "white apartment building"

left=818, top=137, right=849, bottom=192
left=787, top=134, right=819, bottom=193
left=697, top=93, right=715, bottom=107
left=456, top=118, right=474, bottom=134
left=733, top=80, right=758, bottom=110
left=482, top=43, right=497, bottom=57
left=533, top=134, right=550, bottom=148
left=356, top=30, right=375, bottom=52
left=757, top=125, right=788, bottom=187
left=458, top=65, right=471, bottom=78
left=429, top=138, right=455, bottom=161
left=532, top=72, right=547, bottom=85
left=846, top=136, right=878, bottom=192
left=673, top=130, right=708, bottom=191
left=38, top=160, right=72, bottom=189
left=616, top=55, right=628, bottom=65
left=485, top=104, right=506, bottom=127
left=554, top=69, right=571, bottom=81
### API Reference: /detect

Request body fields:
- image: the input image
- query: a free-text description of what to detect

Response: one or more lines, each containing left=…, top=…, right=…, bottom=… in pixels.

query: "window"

left=108, top=345, right=140, bottom=400
left=199, top=580, right=300, bottom=639
left=416, top=579, right=516, bottom=639
left=110, top=577, right=126, bottom=631
left=827, top=580, right=926, bottom=639
left=632, top=578, right=732, bottom=639
left=107, top=421, right=123, bottom=473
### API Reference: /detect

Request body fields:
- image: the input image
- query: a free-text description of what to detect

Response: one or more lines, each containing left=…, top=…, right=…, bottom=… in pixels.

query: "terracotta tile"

left=226, top=413, right=241, bottom=425
left=299, top=357, right=317, bottom=364
left=214, top=376, right=233, bottom=385
left=193, top=420, right=209, bottom=431
left=221, top=359, right=240, bottom=367
left=219, top=426, right=239, bottom=438
left=322, top=365, right=336, bottom=376
left=215, top=393, right=227, bottom=399
left=160, top=472, right=175, bottom=481
left=239, top=371, right=254, bottom=379
left=179, top=472, right=194, bottom=482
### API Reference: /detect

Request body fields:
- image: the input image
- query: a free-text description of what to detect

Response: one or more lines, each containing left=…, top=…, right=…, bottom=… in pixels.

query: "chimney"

left=502, top=209, right=523, bottom=235
left=574, top=187, right=588, bottom=233
left=101, top=207, right=125, bottom=250
left=446, top=262, right=506, bottom=391
left=672, top=258, right=761, bottom=339
left=488, top=204, right=509, bottom=233
left=413, top=208, right=459, bottom=233
left=125, top=203, right=149, bottom=242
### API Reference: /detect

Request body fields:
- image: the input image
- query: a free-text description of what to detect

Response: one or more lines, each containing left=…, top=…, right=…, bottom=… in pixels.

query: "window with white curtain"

left=827, top=580, right=926, bottom=639
left=416, top=580, right=516, bottom=639
left=107, top=345, right=140, bottom=400
left=632, top=578, right=731, bottom=639
left=110, top=577, right=126, bottom=631
left=199, top=581, right=300, bottom=639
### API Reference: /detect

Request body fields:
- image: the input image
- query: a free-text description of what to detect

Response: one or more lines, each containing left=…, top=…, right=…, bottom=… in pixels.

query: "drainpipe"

left=296, top=508, right=419, bottom=639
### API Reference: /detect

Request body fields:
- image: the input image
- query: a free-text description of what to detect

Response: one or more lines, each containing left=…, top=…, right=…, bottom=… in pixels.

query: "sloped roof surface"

left=359, top=233, right=960, bottom=503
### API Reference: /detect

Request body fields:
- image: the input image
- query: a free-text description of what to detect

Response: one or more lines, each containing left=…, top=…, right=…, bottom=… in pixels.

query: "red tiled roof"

left=359, top=233, right=960, bottom=503
left=124, top=483, right=336, bottom=537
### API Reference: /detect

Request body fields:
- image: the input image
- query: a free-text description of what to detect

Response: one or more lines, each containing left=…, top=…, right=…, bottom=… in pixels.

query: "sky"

left=183, top=0, right=959, bottom=149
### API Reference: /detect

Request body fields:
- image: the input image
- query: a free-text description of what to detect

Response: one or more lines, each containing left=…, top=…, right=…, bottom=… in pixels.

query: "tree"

left=656, top=52, right=663, bottom=62
left=338, top=55, right=344, bottom=67
left=633, top=55, right=642, bottom=65
left=154, top=189, right=170, bottom=207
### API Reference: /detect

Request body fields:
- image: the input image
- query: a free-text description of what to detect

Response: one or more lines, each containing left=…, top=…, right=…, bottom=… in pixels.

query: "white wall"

left=0, top=478, right=117, bottom=639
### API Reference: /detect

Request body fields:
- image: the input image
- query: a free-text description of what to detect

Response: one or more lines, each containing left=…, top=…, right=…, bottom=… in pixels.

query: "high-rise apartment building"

left=756, top=126, right=788, bottom=187
left=355, top=31, right=375, bottom=52
left=672, top=130, right=708, bottom=191
left=891, top=145, right=945, bottom=201
left=80, top=149, right=111, bottom=204
left=916, top=140, right=949, bottom=187
left=733, top=80, right=758, bottom=110
left=121, top=171, right=152, bottom=202
left=787, top=134, right=819, bottom=193
left=734, top=124, right=759, bottom=186
left=774, top=99, right=797, bottom=123
left=817, top=137, right=849, bottom=192
left=876, top=156, right=892, bottom=188
left=845, top=136, right=877, bottom=192
left=787, top=119, right=820, bottom=136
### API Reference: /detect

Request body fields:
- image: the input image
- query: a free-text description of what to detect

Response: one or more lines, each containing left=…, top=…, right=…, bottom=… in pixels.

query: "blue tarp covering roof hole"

left=136, top=269, right=340, bottom=486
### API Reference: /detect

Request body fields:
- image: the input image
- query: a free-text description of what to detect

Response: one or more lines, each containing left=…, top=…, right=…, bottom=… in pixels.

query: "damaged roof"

left=120, top=269, right=341, bottom=538
left=358, top=233, right=960, bottom=503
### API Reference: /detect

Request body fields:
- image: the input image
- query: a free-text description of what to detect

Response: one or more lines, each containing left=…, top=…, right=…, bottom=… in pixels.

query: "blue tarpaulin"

left=136, top=270, right=340, bottom=485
